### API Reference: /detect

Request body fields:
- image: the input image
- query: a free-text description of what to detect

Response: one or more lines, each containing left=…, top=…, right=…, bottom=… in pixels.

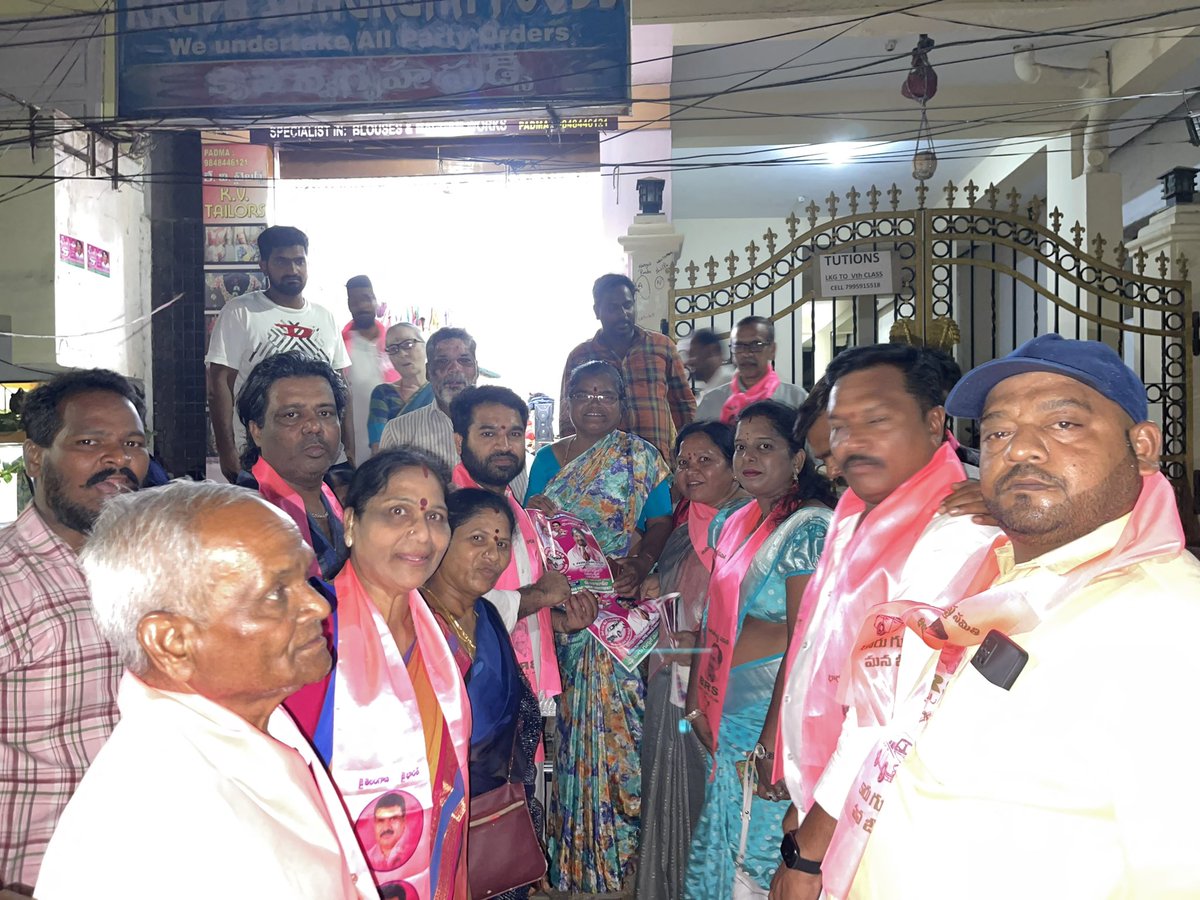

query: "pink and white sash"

left=451, top=464, right=562, bottom=703
left=720, top=368, right=781, bottom=424
left=821, top=472, right=1185, bottom=896
left=773, top=442, right=965, bottom=797
left=329, top=562, right=471, bottom=898
left=697, top=502, right=775, bottom=759
left=252, top=456, right=343, bottom=579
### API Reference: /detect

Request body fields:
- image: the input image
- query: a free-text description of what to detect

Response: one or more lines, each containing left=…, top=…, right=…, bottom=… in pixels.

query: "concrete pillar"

left=149, top=132, right=207, bottom=479
left=618, top=213, right=685, bottom=334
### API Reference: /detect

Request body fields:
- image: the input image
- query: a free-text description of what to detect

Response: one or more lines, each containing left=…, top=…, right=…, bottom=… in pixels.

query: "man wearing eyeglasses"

left=379, top=327, right=529, bottom=499
left=559, top=273, right=696, bottom=460
left=342, top=275, right=400, bottom=462
left=696, top=316, right=807, bottom=423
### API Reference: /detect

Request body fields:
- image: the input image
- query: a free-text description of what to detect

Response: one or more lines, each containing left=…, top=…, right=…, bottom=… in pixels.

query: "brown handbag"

left=466, top=780, right=547, bottom=899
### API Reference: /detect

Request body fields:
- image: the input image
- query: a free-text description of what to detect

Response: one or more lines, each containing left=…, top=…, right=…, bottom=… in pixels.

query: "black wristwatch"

left=780, top=831, right=822, bottom=874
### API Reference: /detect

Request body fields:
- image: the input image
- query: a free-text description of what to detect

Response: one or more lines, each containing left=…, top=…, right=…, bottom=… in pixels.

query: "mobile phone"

left=970, top=630, right=1028, bottom=690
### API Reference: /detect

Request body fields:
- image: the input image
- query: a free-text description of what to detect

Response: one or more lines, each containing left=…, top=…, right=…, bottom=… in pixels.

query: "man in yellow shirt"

left=843, top=334, right=1200, bottom=899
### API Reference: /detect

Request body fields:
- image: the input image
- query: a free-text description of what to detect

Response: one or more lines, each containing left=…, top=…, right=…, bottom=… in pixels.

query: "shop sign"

left=117, top=0, right=630, bottom=120
left=816, top=250, right=897, bottom=297
left=248, top=115, right=617, bottom=143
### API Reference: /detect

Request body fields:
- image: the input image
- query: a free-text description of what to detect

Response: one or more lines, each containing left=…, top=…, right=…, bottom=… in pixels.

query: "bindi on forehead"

left=419, top=498, right=428, bottom=510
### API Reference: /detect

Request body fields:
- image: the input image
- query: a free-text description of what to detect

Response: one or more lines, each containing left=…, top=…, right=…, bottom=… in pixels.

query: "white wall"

left=1109, top=103, right=1200, bottom=226
left=0, top=139, right=55, bottom=366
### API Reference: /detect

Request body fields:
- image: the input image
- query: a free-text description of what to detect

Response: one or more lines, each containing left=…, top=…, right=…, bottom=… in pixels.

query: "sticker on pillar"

left=59, top=235, right=84, bottom=268
left=206, top=270, right=266, bottom=309
left=205, top=224, right=266, bottom=264
left=87, top=244, right=111, bottom=277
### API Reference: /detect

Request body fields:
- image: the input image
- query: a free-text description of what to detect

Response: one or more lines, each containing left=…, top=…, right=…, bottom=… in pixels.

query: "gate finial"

left=1070, top=221, right=1085, bottom=249
left=1115, top=241, right=1129, bottom=268
left=1179, top=253, right=1190, bottom=279
left=763, top=228, right=778, bottom=256
left=1028, top=195, right=1043, bottom=222
left=867, top=185, right=881, bottom=212
left=915, top=182, right=929, bottom=208
left=984, top=183, right=999, bottom=210
left=745, top=240, right=759, bottom=269
left=1156, top=251, right=1170, bottom=278
left=725, top=250, right=740, bottom=278
left=685, top=259, right=699, bottom=288
left=704, top=256, right=719, bottom=284
left=1134, top=246, right=1148, bottom=274
left=1091, top=233, right=1107, bottom=260
left=888, top=183, right=902, bottom=211
left=1006, top=187, right=1022, bottom=213
left=943, top=180, right=958, bottom=208
left=965, top=180, right=979, bottom=208
left=846, top=186, right=860, bottom=214
left=1049, top=207, right=1063, bottom=232
left=669, top=263, right=679, bottom=288
left=790, top=210, right=804, bottom=239
left=826, top=191, right=840, bottom=218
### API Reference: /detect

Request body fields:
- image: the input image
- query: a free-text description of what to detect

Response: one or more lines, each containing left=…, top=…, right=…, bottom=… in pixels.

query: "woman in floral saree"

left=526, top=360, right=673, bottom=895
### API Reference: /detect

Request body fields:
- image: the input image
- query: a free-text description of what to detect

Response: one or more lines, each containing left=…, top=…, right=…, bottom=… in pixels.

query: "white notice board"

left=817, top=250, right=896, bottom=297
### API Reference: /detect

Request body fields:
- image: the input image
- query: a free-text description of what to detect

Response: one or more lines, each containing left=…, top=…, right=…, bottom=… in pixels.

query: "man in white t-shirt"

left=206, top=226, right=354, bottom=483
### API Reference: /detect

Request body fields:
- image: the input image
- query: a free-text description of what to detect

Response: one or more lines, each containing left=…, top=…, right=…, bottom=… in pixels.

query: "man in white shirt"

left=341, top=274, right=398, bottom=462
left=696, top=317, right=807, bottom=422
left=684, top=328, right=735, bottom=402
left=36, top=481, right=373, bottom=900
left=769, top=343, right=996, bottom=900
left=381, top=328, right=529, bottom=500
left=206, top=226, right=354, bottom=483
left=448, top=385, right=596, bottom=714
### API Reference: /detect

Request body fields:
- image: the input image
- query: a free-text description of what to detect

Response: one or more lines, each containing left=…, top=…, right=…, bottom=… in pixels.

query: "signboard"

left=248, top=114, right=617, bottom=144
left=202, top=143, right=271, bottom=223
left=816, top=250, right=896, bottom=297
left=117, top=0, right=631, bottom=120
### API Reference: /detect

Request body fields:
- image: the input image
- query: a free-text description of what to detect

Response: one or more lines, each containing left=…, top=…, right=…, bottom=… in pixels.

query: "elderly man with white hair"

left=35, top=481, right=373, bottom=900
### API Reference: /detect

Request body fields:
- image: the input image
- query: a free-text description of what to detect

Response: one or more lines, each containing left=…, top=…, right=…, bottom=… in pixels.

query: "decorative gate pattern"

left=668, top=180, right=1193, bottom=483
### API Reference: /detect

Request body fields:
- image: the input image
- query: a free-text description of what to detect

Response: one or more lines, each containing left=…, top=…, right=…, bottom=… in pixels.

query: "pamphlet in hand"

left=528, top=509, right=665, bottom=671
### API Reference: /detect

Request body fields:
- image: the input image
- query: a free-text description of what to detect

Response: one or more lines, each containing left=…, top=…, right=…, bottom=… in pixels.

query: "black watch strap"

left=779, top=831, right=823, bottom=874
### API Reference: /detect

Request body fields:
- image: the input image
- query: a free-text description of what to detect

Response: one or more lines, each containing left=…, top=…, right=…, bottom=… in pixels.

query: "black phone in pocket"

left=970, top=630, right=1028, bottom=690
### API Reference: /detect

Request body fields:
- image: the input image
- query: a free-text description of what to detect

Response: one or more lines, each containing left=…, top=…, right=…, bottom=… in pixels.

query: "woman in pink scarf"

left=637, top=420, right=748, bottom=900
left=683, top=400, right=837, bottom=899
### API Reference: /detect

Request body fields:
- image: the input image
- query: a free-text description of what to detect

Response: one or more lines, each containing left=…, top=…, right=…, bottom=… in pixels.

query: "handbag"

left=467, top=724, right=547, bottom=899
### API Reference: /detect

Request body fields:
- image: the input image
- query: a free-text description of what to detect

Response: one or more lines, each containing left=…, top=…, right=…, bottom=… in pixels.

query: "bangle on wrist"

left=683, top=708, right=701, bottom=722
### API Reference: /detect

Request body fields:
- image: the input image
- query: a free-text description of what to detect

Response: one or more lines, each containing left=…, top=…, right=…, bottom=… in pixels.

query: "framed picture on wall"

left=205, top=269, right=267, bottom=310
left=204, top=224, right=266, bottom=264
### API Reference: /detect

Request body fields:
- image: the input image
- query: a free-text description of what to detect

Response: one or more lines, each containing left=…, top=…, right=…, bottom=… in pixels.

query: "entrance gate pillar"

left=619, top=212, right=685, bottom=335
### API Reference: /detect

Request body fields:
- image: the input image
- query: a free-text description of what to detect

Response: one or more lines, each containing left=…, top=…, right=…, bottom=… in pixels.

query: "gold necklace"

left=422, top=587, right=476, bottom=657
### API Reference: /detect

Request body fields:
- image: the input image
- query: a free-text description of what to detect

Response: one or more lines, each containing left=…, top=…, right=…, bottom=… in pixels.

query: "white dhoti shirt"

left=36, top=673, right=373, bottom=900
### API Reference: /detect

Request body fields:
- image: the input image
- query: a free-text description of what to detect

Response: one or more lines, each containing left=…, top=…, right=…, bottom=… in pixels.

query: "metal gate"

left=668, top=180, right=1194, bottom=484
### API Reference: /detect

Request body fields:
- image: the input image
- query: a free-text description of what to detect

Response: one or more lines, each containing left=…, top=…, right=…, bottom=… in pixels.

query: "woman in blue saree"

left=421, top=486, right=547, bottom=900
left=683, top=401, right=836, bottom=899
left=525, top=361, right=673, bottom=895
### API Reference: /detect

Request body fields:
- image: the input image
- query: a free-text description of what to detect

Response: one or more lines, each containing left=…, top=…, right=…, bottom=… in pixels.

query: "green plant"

left=0, top=410, right=19, bottom=431
left=0, top=457, right=24, bottom=483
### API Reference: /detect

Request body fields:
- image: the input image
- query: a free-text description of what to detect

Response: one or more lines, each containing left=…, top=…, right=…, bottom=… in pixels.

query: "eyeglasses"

left=569, top=391, right=620, bottom=404
left=385, top=339, right=424, bottom=353
left=732, top=341, right=771, bottom=354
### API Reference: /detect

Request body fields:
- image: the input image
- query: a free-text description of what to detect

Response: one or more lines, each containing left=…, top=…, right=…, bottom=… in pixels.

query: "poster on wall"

left=206, top=269, right=266, bottom=310
left=116, top=0, right=631, bottom=119
left=205, top=224, right=266, bottom=264
left=87, top=244, right=111, bottom=277
left=59, top=234, right=84, bottom=267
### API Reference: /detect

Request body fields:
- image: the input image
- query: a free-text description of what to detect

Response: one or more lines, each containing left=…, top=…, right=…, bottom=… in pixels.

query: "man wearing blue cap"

left=836, top=334, right=1200, bottom=899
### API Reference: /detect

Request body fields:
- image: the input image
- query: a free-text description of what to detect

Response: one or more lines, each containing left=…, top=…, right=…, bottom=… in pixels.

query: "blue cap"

left=945, top=334, right=1148, bottom=423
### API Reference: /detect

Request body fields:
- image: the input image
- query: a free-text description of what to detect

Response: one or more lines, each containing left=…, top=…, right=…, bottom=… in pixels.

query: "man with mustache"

left=560, top=274, right=696, bottom=461
left=370, top=793, right=411, bottom=868
left=835, top=334, right=1200, bottom=898
left=235, top=351, right=348, bottom=581
left=696, top=316, right=807, bottom=423
left=448, top=386, right=597, bottom=720
left=207, top=225, right=355, bottom=484
left=0, top=369, right=149, bottom=894
left=380, top=328, right=529, bottom=499
left=768, top=343, right=997, bottom=900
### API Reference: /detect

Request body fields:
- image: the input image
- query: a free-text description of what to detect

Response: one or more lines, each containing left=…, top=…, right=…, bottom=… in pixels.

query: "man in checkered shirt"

left=0, top=370, right=149, bottom=893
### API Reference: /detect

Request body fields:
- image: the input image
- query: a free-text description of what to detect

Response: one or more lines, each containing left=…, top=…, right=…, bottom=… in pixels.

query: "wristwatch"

left=779, top=831, right=822, bottom=874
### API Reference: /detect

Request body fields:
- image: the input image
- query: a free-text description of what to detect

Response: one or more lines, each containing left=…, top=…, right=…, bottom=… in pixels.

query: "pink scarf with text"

left=720, top=368, right=781, bottom=424
left=251, top=455, right=343, bottom=579
left=697, top=502, right=776, bottom=758
left=821, top=472, right=1185, bottom=896
left=686, top=500, right=720, bottom=571
left=329, top=562, right=471, bottom=899
left=772, top=442, right=965, bottom=799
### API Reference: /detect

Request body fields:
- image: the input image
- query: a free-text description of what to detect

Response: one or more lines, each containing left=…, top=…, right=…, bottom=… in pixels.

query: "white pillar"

left=618, top=214, right=685, bottom=335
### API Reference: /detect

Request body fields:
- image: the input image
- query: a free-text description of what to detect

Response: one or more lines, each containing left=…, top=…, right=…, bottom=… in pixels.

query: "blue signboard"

left=117, top=0, right=630, bottom=120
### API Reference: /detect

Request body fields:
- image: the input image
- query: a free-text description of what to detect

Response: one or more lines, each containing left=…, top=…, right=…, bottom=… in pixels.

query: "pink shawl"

left=720, top=368, right=781, bottom=424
